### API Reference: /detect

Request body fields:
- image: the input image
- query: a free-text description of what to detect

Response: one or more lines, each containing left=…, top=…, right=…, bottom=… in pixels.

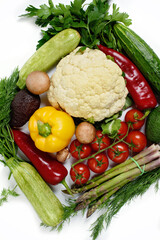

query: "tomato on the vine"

left=107, top=142, right=129, bottom=163
left=117, top=121, right=128, bottom=139
left=70, top=163, right=90, bottom=185
left=91, top=130, right=111, bottom=152
left=69, top=139, right=92, bottom=160
left=125, top=109, right=145, bottom=130
left=125, top=130, right=147, bottom=153
left=87, top=153, right=109, bottom=173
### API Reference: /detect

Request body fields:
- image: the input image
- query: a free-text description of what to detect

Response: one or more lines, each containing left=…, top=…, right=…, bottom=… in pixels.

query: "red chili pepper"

left=97, top=44, right=157, bottom=110
left=12, top=129, right=72, bottom=194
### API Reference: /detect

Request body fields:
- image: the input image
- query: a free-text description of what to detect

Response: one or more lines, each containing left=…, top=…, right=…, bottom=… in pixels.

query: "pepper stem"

left=37, top=120, right=52, bottom=137
left=61, top=178, right=73, bottom=196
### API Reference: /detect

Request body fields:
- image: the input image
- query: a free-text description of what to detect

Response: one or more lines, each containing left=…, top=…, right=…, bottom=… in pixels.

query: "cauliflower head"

left=47, top=47, right=128, bottom=121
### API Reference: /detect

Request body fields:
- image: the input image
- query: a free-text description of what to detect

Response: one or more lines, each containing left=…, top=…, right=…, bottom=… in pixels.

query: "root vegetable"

left=26, top=71, right=50, bottom=95
left=75, top=122, right=96, bottom=144
left=10, top=89, right=40, bottom=128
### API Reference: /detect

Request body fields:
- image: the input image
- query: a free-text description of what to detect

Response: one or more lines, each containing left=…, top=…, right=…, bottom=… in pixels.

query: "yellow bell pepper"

left=28, top=106, right=75, bottom=153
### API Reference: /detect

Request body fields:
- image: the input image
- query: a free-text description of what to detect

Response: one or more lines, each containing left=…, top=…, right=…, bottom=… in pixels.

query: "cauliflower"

left=47, top=47, right=128, bottom=121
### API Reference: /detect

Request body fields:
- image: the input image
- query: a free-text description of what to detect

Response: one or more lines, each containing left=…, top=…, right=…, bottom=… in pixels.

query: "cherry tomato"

left=88, top=153, right=109, bottom=173
left=125, top=130, right=147, bottom=153
left=117, top=121, right=128, bottom=139
left=107, top=142, right=129, bottom=163
left=125, top=109, right=145, bottom=130
left=70, top=163, right=90, bottom=185
left=91, top=130, right=111, bottom=152
left=69, top=139, right=92, bottom=160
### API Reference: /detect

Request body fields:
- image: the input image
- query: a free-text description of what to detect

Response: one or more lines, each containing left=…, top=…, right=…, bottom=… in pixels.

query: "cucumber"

left=7, top=158, right=64, bottom=226
left=113, top=23, right=160, bottom=93
left=17, top=29, right=81, bottom=89
left=145, top=105, right=160, bottom=143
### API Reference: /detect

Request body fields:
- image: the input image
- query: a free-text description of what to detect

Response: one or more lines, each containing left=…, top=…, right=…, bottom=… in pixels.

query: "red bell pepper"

left=98, top=44, right=157, bottom=110
left=12, top=129, right=72, bottom=194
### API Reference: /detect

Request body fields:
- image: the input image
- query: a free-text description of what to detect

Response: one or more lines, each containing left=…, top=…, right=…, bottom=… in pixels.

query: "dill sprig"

left=0, top=68, right=19, bottom=128
left=56, top=167, right=160, bottom=240
left=0, top=186, right=19, bottom=206
left=59, top=147, right=160, bottom=240
left=90, top=167, right=160, bottom=240
left=0, top=68, right=20, bottom=204
left=0, top=68, right=20, bottom=160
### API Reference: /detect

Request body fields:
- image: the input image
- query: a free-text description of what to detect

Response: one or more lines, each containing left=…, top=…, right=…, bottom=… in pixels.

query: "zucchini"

left=113, top=23, right=160, bottom=93
left=17, top=29, right=81, bottom=89
left=7, top=158, right=64, bottom=226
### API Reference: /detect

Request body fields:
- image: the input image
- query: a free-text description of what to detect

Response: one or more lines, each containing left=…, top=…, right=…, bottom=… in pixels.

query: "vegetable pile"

left=1, top=0, right=160, bottom=239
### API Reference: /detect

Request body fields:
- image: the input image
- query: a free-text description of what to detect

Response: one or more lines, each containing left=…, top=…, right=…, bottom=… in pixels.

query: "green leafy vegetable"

left=57, top=156, right=160, bottom=240
left=90, top=166, right=160, bottom=240
left=101, top=112, right=122, bottom=138
left=0, top=69, right=20, bottom=203
left=0, top=68, right=19, bottom=128
left=101, top=118, right=121, bottom=138
left=123, top=95, right=133, bottom=110
left=0, top=186, right=19, bottom=206
left=22, top=0, right=132, bottom=49
left=0, top=69, right=19, bottom=161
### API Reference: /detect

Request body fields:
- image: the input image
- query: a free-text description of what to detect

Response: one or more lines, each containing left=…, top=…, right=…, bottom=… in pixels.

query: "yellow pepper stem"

left=37, top=120, right=52, bottom=137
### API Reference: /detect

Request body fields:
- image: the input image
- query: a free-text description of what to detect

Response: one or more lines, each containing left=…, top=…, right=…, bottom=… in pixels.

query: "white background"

left=0, top=0, right=160, bottom=240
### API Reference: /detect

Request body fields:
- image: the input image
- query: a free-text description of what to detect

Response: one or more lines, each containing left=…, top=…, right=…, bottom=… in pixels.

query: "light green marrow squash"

left=17, top=28, right=81, bottom=89
left=7, top=158, right=64, bottom=226
left=113, top=23, right=160, bottom=93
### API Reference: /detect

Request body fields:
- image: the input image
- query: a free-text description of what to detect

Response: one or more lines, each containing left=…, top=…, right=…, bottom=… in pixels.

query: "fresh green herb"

left=0, top=69, right=20, bottom=161
left=59, top=145, right=160, bottom=240
left=123, top=95, right=133, bottom=110
left=101, top=118, right=121, bottom=138
left=22, top=0, right=132, bottom=49
left=90, top=166, right=160, bottom=240
left=0, top=186, right=19, bottom=206
left=0, top=69, right=21, bottom=203
left=101, top=112, right=122, bottom=138
left=0, top=68, right=19, bottom=128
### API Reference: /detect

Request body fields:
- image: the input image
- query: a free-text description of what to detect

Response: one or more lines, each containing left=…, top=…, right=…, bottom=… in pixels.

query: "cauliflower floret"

left=47, top=47, right=128, bottom=121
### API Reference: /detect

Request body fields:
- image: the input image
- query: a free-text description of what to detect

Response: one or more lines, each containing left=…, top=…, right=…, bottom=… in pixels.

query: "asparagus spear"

left=86, top=184, right=126, bottom=218
left=71, top=145, right=160, bottom=194
left=76, top=157, right=160, bottom=203
left=75, top=177, right=130, bottom=211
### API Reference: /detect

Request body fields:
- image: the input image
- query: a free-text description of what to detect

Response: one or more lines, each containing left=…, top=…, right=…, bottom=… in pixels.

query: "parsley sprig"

left=22, top=0, right=132, bottom=49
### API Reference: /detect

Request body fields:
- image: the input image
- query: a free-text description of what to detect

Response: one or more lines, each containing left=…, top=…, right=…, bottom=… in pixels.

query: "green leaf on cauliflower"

left=101, top=118, right=121, bottom=138
left=123, top=95, right=133, bottom=110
